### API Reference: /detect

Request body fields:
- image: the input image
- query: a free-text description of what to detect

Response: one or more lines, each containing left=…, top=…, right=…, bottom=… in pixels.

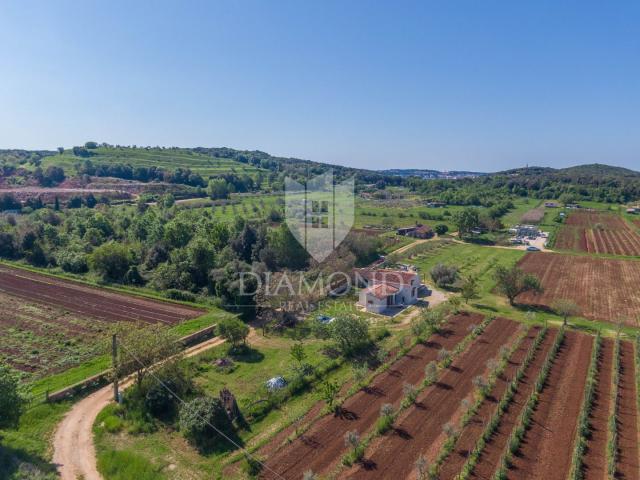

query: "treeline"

left=0, top=201, right=379, bottom=316
left=406, top=170, right=640, bottom=204
left=75, top=159, right=207, bottom=188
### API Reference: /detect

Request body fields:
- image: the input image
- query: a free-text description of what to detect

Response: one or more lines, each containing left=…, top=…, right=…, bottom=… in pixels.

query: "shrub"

left=179, top=396, right=233, bottom=450
left=165, top=289, right=196, bottom=302
left=430, top=263, right=459, bottom=288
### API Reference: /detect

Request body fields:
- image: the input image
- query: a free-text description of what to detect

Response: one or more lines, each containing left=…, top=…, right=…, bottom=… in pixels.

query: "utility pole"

left=112, top=334, right=119, bottom=402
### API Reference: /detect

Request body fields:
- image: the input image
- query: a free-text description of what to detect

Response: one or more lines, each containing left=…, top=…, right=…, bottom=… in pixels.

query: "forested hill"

left=499, top=163, right=640, bottom=177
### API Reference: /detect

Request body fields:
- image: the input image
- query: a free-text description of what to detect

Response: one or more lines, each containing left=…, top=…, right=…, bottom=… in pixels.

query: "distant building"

left=396, top=224, right=434, bottom=239
left=544, top=202, right=560, bottom=208
left=627, top=207, right=639, bottom=214
left=566, top=203, right=581, bottom=209
left=513, top=224, right=540, bottom=238
left=426, top=201, right=446, bottom=208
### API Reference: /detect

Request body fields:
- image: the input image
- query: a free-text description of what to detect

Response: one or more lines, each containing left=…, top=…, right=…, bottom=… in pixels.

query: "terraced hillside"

left=40, top=146, right=267, bottom=179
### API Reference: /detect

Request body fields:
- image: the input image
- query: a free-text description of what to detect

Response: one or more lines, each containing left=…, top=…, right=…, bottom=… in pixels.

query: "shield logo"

left=285, top=170, right=355, bottom=262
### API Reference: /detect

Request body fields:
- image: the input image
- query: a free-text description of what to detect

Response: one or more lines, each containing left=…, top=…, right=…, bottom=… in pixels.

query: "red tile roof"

left=365, top=283, right=399, bottom=299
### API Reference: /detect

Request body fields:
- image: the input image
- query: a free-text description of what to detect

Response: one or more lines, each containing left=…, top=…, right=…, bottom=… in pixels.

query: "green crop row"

left=453, top=326, right=548, bottom=480
left=569, top=332, right=602, bottom=480
left=607, top=337, right=621, bottom=479
left=340, top=314, right=495, bottom=469
left=493, top=327, right=566, bottom=479
left=428, top=324, right=530, bottom=479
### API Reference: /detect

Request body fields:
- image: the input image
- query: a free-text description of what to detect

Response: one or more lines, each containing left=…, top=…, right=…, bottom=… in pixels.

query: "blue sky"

left=1, top=1, right=638, bottom=171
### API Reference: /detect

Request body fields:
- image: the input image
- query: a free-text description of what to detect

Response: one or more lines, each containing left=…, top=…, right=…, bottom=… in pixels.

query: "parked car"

left=526, top=246, right=541, bottom=251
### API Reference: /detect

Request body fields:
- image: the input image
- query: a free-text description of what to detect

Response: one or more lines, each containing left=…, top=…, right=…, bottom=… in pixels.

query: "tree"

left=460, top=275, right=479, bottom=304
left=179, top=396, right=233, bottom=449
left=290, top=342, right=306, bottom=370
left=416, top=454, right=430, bottom=480
left=344, top=430, right=360, bottom=455
left=435, top=224, right=449, bottom=236
left=0, top=362, right=24, bottom=428
left=57, top=146, right=64, bottom=154
left=494, top=264, right=543, bottom=306
left=207, top=178, right=230, bottom=199
left=430, top=263, right=459, bottom=288
left=454, top=208, right=481, bottom=237
left=551, top=299, right=580, bottom=326
left=320, top=379, right=340, bottom=412
left=218, top=317, right=250, bottom=348
left=330, top=315, right=370, bottom=355
left=88, top=241, right=133, bottom=281
left=113, top=323, right=180, bottom=389
left=449, top=295, right=462, bottom=313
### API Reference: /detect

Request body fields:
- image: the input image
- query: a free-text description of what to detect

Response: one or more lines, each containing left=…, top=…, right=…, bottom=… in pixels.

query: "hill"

left=380, top=168, right=485, bottom=179
left=39, top=146, right=266, bottom=179
left=558, top=163, right=640, bottom=177
left=496, top=163, right=639, bottom=177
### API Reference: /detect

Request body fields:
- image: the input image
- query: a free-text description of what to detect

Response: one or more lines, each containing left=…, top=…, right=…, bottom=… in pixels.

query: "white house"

left=356, top=269, right=420, bottom=314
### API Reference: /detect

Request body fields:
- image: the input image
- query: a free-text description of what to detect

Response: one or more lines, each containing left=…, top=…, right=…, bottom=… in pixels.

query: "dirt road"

left=52, top=336, right=226, bottom=480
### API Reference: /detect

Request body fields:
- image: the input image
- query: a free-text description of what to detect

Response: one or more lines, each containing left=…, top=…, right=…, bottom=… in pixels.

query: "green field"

left=410, top=241, right=526, bottom=295
left=40, top=147, right=267, bottom=179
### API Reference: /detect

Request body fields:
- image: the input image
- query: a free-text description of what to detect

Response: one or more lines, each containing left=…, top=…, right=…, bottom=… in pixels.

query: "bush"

left=179, top=396, right=233, bottom=450
left=430, top=263, right=459, bottom=288
left=89, top=241, right=133, bottom=281
left=218, top=317, right=250, bottom=348
left=165, top=289, right=196, bottom=302
left=330, top=315, right=370, bottom=356
left=55, top=249, right=88, bottom=273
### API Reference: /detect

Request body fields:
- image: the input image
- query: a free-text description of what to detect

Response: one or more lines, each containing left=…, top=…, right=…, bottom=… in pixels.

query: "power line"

left=116, top=340, right=288, bottom=480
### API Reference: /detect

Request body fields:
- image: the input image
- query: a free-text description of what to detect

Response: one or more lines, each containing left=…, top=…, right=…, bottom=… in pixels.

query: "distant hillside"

left=496, top=163, right=639, bottom=177
left=40, top=146, right=265, bottom=179
left=558, top=163, right=640, bottom=177
left=380, top=168, right=486, bottom=179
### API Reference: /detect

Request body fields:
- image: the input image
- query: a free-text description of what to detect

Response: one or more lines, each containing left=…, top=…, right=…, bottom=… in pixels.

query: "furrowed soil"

left=516, top=253, right=640, bottom=326
left=0, top=264, right=203, bottom=324
left=556, top=211, right=640, bottom=256
left=507, top=330, right=593, bottom=480
left=259, top=312, right=483, bottom=480
left=616, top=340, right=639, bottom=480
left=344, top=317, right=520, bottom=480
left=437, top=326, right=541, bottom=480
left=469, top=329, right=558, bottom=480
left=583, top=338, right=614, bottom=480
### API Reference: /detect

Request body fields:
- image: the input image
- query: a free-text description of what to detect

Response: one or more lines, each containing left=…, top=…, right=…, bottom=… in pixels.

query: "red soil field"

left=555, top=211, right=640, bottom=256
left=469, top=329, right=558, bottom=480
left=616, top=340, right=639, bottom=479
left=259, top=313, right=483, bottom=480
left=516, top=253, right=640, bottom=326
left=507, top=330, right=593, bottom=480
left=344, top=317, right=521, bottom=480
left=437, top=326, right=541, bottom=480
left=583, top=338, right=614, bottom=480
left=0, top=264, right=203, bottom=324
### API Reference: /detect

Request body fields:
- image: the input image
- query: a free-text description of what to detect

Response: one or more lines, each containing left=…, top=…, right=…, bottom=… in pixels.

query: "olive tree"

left=551, top=299, right=580, bottom=326
left=494, top=264, right=543, bottom=306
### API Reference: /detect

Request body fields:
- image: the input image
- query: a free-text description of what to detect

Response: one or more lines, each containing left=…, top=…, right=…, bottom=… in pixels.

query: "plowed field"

left=555, top=211, right=640, bottom=256
left=259, top=313, right=484, bottom=479
left=516, top=253, right=640, bottom=326
left=0, top=264, right=204, bottom=377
